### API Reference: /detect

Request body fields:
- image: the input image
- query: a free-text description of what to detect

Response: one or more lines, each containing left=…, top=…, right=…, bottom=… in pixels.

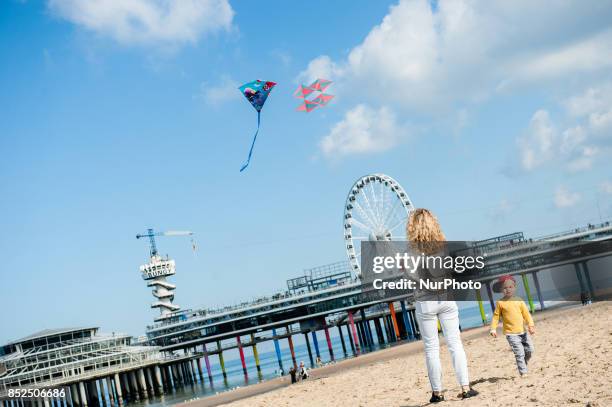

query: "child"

left=490, top=275, right=536, bottom=376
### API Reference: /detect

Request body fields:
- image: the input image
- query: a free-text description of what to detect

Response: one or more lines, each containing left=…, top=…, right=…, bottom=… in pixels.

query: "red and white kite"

left=294, top=79, right=334, bottom=112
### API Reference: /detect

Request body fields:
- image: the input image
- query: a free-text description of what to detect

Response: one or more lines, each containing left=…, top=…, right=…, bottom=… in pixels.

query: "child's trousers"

left=506, top=332, right=534, bottom=374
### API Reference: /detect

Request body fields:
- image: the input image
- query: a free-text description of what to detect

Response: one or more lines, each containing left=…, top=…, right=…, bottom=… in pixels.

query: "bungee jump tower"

left=136, top=228, right=193, bottom=321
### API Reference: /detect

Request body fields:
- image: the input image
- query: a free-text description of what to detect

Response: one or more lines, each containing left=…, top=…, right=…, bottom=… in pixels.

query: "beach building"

left=0, top=327, right=173, bottom=407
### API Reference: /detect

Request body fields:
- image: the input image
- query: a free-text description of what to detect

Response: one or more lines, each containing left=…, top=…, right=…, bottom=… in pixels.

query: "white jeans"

left=416, top=300, right=470, bottom=392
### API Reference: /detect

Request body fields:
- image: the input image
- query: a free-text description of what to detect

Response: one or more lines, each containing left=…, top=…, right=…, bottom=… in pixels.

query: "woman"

left=407, top=208, right=478, bottom=403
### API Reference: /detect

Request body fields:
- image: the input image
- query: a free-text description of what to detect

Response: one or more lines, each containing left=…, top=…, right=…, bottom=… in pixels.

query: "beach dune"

left=182, top=302, right=612, bottom=407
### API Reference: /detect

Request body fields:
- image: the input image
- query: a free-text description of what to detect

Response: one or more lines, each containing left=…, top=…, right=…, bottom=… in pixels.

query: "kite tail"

left=240, top=111, right=260, bottom=172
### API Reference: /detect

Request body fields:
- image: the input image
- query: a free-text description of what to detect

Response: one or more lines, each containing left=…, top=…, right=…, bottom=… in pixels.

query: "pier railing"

left=0, top=345, right=169, bottom=397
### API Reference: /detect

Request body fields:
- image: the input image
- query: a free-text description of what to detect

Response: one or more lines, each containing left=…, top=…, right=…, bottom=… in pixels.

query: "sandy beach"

left=181, top=302, right=612, bottom=407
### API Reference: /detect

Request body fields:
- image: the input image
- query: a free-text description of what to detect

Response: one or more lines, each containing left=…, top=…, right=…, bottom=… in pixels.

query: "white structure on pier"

left=140, top=255, right=180, bottom=320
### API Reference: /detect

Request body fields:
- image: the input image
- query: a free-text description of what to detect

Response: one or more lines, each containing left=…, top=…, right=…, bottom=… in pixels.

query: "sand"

left=182, top=302, right=612, bottom=407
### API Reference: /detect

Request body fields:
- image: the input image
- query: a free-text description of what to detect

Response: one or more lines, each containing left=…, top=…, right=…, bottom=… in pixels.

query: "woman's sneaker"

left=430, top=392, right=445, bottom=403
left=458, top=388, right=479, bottom=399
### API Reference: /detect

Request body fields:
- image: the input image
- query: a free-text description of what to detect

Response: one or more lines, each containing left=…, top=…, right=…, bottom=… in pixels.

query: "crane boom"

left=136, top=228, right=194, bottom=257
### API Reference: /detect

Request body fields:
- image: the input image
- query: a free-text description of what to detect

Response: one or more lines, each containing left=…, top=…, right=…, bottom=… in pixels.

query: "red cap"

left=498, top=275, right=516, bottom=284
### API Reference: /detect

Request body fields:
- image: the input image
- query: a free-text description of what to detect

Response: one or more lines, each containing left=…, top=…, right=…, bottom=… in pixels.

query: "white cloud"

left=554, top=186, right=581, bottom=208
left=600, top=180, right=612, bottom=194
left=319, top=105, right=404, bottom=157
left=517, top=110, right=556, bottom=171
left=196, top=75, right=239, bottom=106
left=564, top=82, right=612, bottom=118
left=589, top=108, right=612, bottom=134
left=516, top=80, right=612, bottom=173
left=297, top=55, right=342, bottom=84
left=48, top=0, right=234, bottom=46
left=301, top=0, right=612, bottom=112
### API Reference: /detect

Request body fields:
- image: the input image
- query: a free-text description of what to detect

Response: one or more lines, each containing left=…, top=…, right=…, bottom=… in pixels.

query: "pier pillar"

left=145, top=366, right=155, bottom=392
left=311, top=330, right=321, bottom=359
left=180, top=363, right=188, bottom=384
left=129, top=371, right=140, bottom=399
left=355, top=322, right=364, bottom=348
left=137, top=369, right=148, bottom=398
left=119, top=373, right=130, bottom=401
left=337, top=325, right=347, bottom=356
left=250, top=334, right=262, bottom=373
left=202, top=344, right=213, bottom=383
left=388, top=315, right=398, bottom=341
left=196, top=358, right=204, bottom=382
left=79, top=382, right=88, bottom=407
left=581, top=262, right=595, bottom=298
left=167, top=365, right=175, bottom=388
left=272, top=329, right=284, bottom=373
left=324, top=326, right=334, bottom=361
left=388, top=303, right=401, bottom=341
left=574, top=262, right=587, bottom=297
left=373, top=317, right=384, bottom=344
left=367, top=320, right=375, bottom=345
left=216, top=341, right=227, bottom=379
left=286, top=331, right=297, bottom=368
left=521, top=274, right=535, bottom=313
left=170, top=364, right=179, bottom=386
left=98, top=381, right=107, bottom=407
left=381, top=315, right=391, bottom=342
left=400, top=300, right=412, bottom=339
left=154, top=366, right=163, bottom=392
left=359, top=321, right=368, bottom=347
left=236, top=336, right=248, bottom=377
left=113, top=374, right=123, bottom=405
left=485, top=281, right=495, bottom=312
left=347, top=311, right=360, bottom=355
left=87, top=381, right=98, bottom=406
left=187, top=361, right=195, bottom=383
left=178, top=362, right=186, bottom=384
left=160, top=365, right=169, bottom=390
left=304, top=332, right=314, bottom=366
left=204, top=354, right=213, bottom=383
left=346, top=324, right=356, bottom=354
left=189, top=360, right=197, bottom=383
left=533, top=271, right=545, bottom=310
left=358, top=309, right=370, bottom=347
left=70, top=385, right=80, bottom=407
left=475, top=288, right=487, bottom=325
left=105, top=377, right=115, bottom=405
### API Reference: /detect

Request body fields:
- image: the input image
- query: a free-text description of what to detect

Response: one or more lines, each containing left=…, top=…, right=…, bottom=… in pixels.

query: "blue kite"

left=238, top=79, right=277, bottom=172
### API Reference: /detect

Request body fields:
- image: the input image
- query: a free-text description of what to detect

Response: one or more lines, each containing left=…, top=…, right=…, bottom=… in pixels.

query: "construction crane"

left=136, top=228, right=195, bottom=257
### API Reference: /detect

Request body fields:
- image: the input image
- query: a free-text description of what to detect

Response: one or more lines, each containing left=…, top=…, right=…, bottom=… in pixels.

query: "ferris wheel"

left=344, top=174, right=415, bottom=276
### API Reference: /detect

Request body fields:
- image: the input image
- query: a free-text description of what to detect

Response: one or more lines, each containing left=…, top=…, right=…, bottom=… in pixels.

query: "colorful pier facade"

left=141, top=221, right=611, bottom=379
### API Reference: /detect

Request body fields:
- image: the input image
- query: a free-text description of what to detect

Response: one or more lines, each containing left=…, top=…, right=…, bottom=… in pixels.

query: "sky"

left=1, top=0, right=611, bottom=344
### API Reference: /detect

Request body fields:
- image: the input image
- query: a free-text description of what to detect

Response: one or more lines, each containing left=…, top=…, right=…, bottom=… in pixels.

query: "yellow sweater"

left=490, top=297, right=534, bottom=335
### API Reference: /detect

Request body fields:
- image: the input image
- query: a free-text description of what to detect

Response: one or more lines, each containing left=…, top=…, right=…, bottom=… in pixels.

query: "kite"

left=294, top=79, right=334, bottom=112
left=238, top=79, right=277, bottom=172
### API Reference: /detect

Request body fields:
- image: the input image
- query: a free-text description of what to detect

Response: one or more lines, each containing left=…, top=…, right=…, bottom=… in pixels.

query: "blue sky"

left=1, top=0, right=611, bottom=344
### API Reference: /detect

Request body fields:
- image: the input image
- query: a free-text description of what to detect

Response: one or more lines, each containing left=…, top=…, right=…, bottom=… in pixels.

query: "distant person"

left=315, top=356, right=322, bottom=367
left=490, top=275, right=536, bottom=377
left=298, top=361, right=309, bottom=380
left=289, top=366, right=297, bottom=384
left=407, top=209, right=478, bottom=403
left=580, top=291, right=588, bottom=306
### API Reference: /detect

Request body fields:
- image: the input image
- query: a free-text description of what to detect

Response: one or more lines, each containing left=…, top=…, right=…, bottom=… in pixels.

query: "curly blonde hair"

left=407, top=208, right=446, bottom=254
